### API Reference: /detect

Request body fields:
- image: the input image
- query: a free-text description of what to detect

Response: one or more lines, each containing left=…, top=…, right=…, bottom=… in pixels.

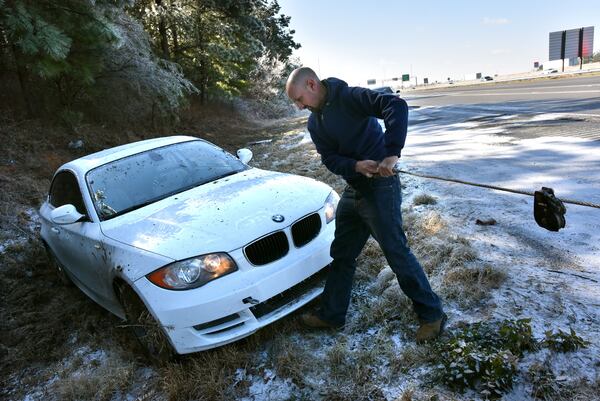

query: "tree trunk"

left=196, top=8, right=206, bottom=105
left=155, top=0, right=170, bottom=60
left=11, top=44, right=34, bottom=118
left=171, top=24, right=179, bottom=59
left=170, top=0, right=179, bottom=59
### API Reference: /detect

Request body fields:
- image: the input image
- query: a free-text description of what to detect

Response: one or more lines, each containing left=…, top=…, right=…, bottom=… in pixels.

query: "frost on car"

left=39, top=136, right=338, bottom=358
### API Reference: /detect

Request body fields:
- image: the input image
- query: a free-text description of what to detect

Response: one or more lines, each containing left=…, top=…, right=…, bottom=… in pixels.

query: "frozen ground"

left=5, top=105, right=599, bottom=400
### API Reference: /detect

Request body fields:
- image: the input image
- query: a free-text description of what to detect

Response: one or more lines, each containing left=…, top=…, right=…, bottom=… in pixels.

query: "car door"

left=45, top=170, right=111, bottom=303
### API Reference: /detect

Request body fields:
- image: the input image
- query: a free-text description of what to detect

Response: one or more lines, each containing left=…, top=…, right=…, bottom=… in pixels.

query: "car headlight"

left=147, top=253, right=238, bottom=290
left=324, top=190, right=340, bottom=223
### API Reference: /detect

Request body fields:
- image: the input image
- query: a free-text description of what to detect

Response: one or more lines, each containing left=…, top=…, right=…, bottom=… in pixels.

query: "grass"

left=413, top=193, right=438, bottom=206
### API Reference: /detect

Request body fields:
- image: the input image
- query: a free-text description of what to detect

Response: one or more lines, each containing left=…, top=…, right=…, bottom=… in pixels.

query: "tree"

left=130, top=0, right=299, bottom=103
left=1, top=0, right=121, bottom=117
left=0, top=0, right=195, bottom=125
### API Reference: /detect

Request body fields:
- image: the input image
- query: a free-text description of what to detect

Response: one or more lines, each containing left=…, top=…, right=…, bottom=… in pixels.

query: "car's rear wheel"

left=43, top=243, right=73, bottom=286
left=116, top=283, right=176, bottom=363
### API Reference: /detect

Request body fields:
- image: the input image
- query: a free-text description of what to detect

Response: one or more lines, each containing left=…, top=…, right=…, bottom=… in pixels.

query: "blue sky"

left=278, top=0, right=600, bottom=85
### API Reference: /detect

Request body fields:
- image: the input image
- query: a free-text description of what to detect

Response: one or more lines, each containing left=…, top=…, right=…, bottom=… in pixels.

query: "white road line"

left=448, top=90, right=600, bottom=96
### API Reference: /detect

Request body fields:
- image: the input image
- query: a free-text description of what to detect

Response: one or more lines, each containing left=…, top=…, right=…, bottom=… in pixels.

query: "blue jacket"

left=307, top=78, right=408, bottom=181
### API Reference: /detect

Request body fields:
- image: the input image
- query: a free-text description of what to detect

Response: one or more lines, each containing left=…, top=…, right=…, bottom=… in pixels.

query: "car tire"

left=116, top=283, right=176, bottom=363
left=44, top=243, right=73, bottom=286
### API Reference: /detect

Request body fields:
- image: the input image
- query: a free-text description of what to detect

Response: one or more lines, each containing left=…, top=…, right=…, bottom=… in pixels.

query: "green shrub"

left=434, top=319, right=588, bottom=399
left=542, top=328, right=589, bottom=352
left=434, top=319, right=536, bottom=398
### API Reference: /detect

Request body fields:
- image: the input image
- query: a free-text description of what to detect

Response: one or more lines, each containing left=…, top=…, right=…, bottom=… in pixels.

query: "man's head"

left=285, top=67, right=327, bottom=112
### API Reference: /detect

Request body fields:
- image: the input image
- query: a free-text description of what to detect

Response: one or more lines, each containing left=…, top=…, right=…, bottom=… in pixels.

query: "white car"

left=39, top=136, right=338, bottom=358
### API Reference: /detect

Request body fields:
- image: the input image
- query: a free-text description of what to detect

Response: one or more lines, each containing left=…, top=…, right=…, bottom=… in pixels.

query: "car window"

left=49, top=171, right=87, bottom=215
left=86, top=140, right=248, bottom=221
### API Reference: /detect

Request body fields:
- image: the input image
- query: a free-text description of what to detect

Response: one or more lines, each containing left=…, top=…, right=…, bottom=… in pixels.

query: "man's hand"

left=378, top=156, right=399, bottom=177
left=355, top=160, right=379, bottom=178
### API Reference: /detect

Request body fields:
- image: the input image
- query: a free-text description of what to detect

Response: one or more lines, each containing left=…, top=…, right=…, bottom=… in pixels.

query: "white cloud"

left=482, top=17, right=510, bottom=25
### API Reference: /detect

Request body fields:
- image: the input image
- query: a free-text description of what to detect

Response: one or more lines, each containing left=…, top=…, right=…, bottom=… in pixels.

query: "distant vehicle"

left=372, top=86, right=396, bottom=94
left=481, top=76, right=493, bottom=81
left=543, top=69, right=558, bottom=75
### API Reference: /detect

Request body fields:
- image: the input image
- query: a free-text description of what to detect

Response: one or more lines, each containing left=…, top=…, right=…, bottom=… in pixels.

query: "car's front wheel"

left=116, top=283, right=176, bottom=363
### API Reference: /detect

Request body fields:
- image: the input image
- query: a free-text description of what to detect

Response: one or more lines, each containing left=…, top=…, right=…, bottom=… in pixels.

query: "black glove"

left=534, top=187, right=566, bottom=232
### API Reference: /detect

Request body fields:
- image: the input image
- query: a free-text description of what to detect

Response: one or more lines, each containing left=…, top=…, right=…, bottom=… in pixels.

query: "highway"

left=404, top=75, right=600, bottom=112
left=402, top=74, right=600, bottom=141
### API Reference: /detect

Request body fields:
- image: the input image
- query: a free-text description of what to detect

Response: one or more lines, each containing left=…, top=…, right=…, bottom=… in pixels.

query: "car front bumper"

left=133, top=219, right=335, bottom=354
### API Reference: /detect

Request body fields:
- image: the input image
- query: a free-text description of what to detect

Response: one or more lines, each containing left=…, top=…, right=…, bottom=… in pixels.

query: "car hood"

left=100, top=168, right=332, bottom=260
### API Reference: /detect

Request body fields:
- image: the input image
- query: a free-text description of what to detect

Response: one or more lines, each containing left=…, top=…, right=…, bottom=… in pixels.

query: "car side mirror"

left=237, top=148, right=253, bottom=164
left=51, top=204, right=86, bottom=225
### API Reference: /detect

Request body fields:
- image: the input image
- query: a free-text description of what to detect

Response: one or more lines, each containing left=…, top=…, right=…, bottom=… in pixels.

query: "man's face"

left=287, top=79, right=322, bottom=112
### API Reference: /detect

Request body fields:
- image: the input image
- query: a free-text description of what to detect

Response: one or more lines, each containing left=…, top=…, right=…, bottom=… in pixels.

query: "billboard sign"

left=549, top=26, right=594, bottom=60
left=367, top=79, right=376, bottom=85
left=402, top=74, right=410, bottom=82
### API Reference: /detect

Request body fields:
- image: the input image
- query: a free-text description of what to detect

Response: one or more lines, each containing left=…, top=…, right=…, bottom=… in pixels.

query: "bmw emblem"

left=272, top=214, right=285, bottom=223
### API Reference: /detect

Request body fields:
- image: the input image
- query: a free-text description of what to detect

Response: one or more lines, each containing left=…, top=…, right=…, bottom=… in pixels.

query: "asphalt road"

left=403, top=75, right=600, bottom=112
left=402, top=74, right=600, bottom=141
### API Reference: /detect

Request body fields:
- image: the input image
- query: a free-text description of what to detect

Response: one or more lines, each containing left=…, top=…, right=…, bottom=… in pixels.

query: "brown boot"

left=300, top=312, right=342, bottom=329
left=416, top=314, right=447, bottom=343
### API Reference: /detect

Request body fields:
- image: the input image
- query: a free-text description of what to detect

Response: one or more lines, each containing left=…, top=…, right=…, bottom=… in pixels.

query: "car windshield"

left=86, top=140, right=247, bottom=220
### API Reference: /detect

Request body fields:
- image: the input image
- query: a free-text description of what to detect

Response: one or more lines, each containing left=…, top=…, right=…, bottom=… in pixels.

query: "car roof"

left=59, top=135, right=200, bottom=176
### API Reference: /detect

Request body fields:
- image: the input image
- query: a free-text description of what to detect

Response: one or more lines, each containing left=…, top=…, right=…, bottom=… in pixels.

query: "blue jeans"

left=318, top=175, right=444, bottom=326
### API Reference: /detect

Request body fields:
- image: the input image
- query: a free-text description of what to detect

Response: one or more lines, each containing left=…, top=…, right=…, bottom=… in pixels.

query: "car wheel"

left=116, top=283, right=176, bottom=363
left=44, top=243, right=73, bottom=286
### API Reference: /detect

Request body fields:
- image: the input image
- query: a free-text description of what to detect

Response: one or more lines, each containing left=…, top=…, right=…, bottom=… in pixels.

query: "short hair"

left=286, top=67, right=320, bottom=90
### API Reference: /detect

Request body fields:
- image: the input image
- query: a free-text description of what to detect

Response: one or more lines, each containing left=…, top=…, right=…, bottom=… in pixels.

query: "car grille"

left=291, top=213, right=322, bottom=247
left=250, top=265, right=330, bottom=319
left=244, top=231, right=289, bottom=266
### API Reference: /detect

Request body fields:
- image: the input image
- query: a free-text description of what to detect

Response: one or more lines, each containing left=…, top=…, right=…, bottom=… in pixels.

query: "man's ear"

left=306, top=78, right=317, bottom=92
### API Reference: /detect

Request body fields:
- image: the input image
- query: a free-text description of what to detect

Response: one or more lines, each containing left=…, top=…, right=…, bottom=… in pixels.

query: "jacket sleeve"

left=347, top=87, right=408, bottom=157
left=308, top=117, right=357, bottom=177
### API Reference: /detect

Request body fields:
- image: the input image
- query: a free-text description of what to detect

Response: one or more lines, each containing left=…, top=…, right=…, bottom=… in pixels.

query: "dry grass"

left=441, top=265, right=507, bottom=307
left=267, top=334, right=313, bottom=387
left=160, top=345, right=253, bottom=400
left=347, top=282, right=415, bottom=334
left=320, top=338, right=388, bottom=401
left=387, top=343, right=433, bottom=376
left=412, top=193, right=437, bottom=206
left=51, top=350, right=137, bottom=401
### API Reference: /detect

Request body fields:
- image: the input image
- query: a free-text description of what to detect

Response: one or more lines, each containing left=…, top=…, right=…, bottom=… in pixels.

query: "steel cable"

left=393, top=168, right=600, bottom=210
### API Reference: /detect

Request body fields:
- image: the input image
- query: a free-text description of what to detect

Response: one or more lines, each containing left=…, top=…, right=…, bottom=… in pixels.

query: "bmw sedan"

left=39, top=136, right=338, bottom=358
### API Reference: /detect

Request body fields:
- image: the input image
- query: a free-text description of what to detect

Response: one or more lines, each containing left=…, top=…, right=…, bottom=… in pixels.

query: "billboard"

left=549, top=26, right=594, bottom=60
left=581, top=27, right=594, bottom=58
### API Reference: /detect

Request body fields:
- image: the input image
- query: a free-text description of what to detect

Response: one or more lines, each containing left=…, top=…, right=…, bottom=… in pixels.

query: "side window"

left=49, top=171, right=87, bottom=215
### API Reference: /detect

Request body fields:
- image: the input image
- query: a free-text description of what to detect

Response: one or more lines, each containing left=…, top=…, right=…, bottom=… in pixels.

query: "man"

left=285, top=67, right=446, bottom=342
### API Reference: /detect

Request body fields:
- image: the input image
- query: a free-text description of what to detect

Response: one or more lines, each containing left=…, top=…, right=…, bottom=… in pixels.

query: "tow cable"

left=392, top=165, right=600, bottom=232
